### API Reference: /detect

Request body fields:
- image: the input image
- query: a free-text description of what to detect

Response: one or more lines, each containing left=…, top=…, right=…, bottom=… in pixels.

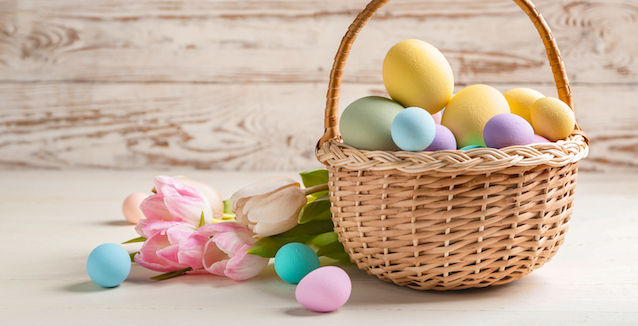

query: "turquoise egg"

left=460, top=145, right=485, bottom=150
left=274, top=243, right=320, bottom=284
left=87, top=243, right=131, bottom=288
left=391, top=107, right=436, bottom=151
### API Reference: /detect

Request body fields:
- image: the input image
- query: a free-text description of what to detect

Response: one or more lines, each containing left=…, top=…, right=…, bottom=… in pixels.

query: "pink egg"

left=122, top=192, right=148, bottom=224
left=295, top=266, right=351, bottom=312
left=432, top=110, right=442, bottom=124
left=424, top=124, right=456, bottom=151
left=532, top=134, right=551, bottom=144
left=483, top=113, right=534, bottom=149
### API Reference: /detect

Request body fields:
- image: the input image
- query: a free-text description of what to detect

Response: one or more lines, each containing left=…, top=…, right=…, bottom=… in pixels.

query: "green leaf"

left=311, top=231, right=339, bottom=248
left=299, top=169, right=329, bottom=188
left=199, top=212, right=205, bottom=227
left=122, top=236, right=147, bottom=244
left=129, top=252, right=139, bottom=263
left=150, top=267, right=192, bottom=281
left=298, top=196, right=332, bottom=224
left=247, top=237, right=289, bottom=258
left=223, top=199, right=233, bottom=215
left=316, top=241, right=346, bottom=258
left=307, top=190, right=329, bottom=202
left=276, top=219, right=334, bottom=238
left=323, top=251, right=351, bottom=261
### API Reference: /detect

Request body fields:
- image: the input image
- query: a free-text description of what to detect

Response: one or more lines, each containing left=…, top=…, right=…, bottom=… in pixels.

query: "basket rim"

left=317, top=134, right=588, bottom=173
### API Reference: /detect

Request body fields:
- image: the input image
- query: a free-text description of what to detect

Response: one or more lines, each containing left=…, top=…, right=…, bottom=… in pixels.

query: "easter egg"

left=532, top=134, right=551, bottom=144
left=441, top=84, right=510, bottom=148
left=274, top=243, right=320, bottom=284
left=460, top=145, right=485, bottom=150
left=424, top=124, right=457, bottom=151
left=295, top=266, right=352, bottom=312
left=383, top=39, right=454, bottom=114
left=483, top=113, right=534, bottom=149
left=339, top=96, right=404, bottom=151
left=122, top=192, right=147, bottom=224
left=530, top=97, right=576, bottom=141
left=503, top=88, right=544, bottom=124
left=87, top=243, right=131, bottom=288
left=432, top=110, right=442, bottom=124
left=391, top=107, right=436, bottom=151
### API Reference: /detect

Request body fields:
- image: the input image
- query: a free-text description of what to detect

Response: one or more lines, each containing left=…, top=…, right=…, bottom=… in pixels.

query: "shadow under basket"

left=315, top=0, right=589, bottom=290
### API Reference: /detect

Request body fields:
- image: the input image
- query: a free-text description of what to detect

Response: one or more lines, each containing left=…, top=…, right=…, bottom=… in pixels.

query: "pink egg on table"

left=122, top=192, right=148, bottom=224
left=532, top=134, right=551, bottom=144
left=424, top=124, right=456, bottom=151
left=295, top=266, right=352, bottom=313
left=483, top=113, right=534, bottom=149
left=432, top=110, right=442, bottom=124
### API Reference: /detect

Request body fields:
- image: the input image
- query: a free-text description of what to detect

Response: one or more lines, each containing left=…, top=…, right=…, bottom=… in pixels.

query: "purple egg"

left=424, top=124, right=457, bottom=151
left=532, top=134, right=551, bottom=144
left=483, top=113, right=534, bottom=149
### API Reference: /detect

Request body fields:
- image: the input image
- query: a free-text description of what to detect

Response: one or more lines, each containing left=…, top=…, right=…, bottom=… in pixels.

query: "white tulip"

left=231, top=176, right=307, bottom=237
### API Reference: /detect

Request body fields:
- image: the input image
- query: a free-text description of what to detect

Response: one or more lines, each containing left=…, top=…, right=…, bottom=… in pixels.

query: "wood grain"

left=0, top=0, right=637, bottom=172
left=0, top=82, right=635, bottom=172
left=0, top=0, right=636, bottom=84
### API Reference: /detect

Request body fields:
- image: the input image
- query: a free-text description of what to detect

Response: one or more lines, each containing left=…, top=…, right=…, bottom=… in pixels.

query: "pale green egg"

left=339, top=96, right=404, bottom=151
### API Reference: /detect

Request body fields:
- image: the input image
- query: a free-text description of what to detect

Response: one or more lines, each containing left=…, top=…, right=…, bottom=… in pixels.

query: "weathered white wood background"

left=1, top=0, right=636, bottom=172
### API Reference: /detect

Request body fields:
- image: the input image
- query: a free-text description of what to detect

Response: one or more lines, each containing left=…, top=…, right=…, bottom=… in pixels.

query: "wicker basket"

left=316, top=0, right=589, bottom=290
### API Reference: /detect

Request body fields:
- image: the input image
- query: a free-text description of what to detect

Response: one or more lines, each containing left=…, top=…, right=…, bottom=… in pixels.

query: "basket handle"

left=318, top=0, right=588, bottom=150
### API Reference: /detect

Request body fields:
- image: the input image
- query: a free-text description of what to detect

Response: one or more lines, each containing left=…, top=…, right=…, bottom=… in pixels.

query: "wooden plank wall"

left=1, top=0, right=637, bottom=172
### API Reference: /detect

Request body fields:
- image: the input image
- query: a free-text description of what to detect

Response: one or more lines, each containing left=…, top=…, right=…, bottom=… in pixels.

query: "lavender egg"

left=483, top=113, right=534, bottom=149
left=424, top=124, right=457, bottom=151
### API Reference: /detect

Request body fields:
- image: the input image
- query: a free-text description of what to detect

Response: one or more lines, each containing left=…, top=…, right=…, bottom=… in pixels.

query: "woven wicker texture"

left=316, top=0, right=589, bottom=290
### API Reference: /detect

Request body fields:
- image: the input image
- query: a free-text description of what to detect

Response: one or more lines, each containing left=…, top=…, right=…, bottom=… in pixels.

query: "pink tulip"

left=134, top=221, right=209, bottom=272
left=198, top=222, right=269, bottom=281
left=136, top=176, right=213, bottom=238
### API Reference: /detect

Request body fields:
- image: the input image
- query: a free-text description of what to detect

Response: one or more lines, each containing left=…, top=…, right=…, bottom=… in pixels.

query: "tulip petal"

left=135, top=233, right=186, bottom=272
left=202, top=240, right=229, bottom=276
left=243, top=185, right=306, bottom=224
left=230, top=176, right=300, bottom=212
left=212, top=227, right=256, bottom=257
left=177, top=233, right=208, bottom=270
left=173, top=176, right=225, bottom=220
left=139, top=194, right=174, bottom=222
left=162, top=185, right=212, bottom=227
left=223, top=244, right=270, bottom=281
left=142, top=221, right=186, bottom=239
left=251, top=216, right=300, bottom=238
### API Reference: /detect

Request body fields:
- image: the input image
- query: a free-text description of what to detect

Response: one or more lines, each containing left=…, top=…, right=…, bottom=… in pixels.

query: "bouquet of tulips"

left=123, top=169, right=347, bottom=281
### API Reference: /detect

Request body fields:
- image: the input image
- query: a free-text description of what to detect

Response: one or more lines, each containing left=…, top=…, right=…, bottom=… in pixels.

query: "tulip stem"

left=304, top=183, right=329, bottom=195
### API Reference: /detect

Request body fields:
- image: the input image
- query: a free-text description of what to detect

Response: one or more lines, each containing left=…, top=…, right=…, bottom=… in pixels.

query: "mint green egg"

left=339, top=96, right=404, bottom=151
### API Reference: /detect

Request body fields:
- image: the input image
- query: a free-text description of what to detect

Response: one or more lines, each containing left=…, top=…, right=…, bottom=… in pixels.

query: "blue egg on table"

left=274, top=243, right=320, bottom=284
left=391, top=107, right=436, bottom=151
left=87, top=243, right=131, bottom=288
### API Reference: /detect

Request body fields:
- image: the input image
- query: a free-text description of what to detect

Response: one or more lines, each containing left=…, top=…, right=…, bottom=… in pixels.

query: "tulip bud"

left=231, top=176, right=307, bottom=237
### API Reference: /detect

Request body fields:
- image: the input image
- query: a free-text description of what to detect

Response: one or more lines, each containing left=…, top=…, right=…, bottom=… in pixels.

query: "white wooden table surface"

left=1, top=169, right=637, bottom=325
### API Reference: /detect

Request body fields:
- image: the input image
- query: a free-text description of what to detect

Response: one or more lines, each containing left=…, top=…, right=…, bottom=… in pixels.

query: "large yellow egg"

left=441, top=84, right=510, bottom=148
left=382, top=39, right=454, bottom=114
left=503, top=88, right=544, bottom=124
left=530, top=97, right=576, bottom=141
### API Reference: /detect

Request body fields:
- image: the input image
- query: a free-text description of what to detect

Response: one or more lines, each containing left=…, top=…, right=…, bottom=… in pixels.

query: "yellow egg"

left=503, top=88, right=544, bottom=124
left=530, top=97, right=576, bottom=141
left=382, top=39, right=454, bottom=114
left=441, top=84, right=510, bottom=148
